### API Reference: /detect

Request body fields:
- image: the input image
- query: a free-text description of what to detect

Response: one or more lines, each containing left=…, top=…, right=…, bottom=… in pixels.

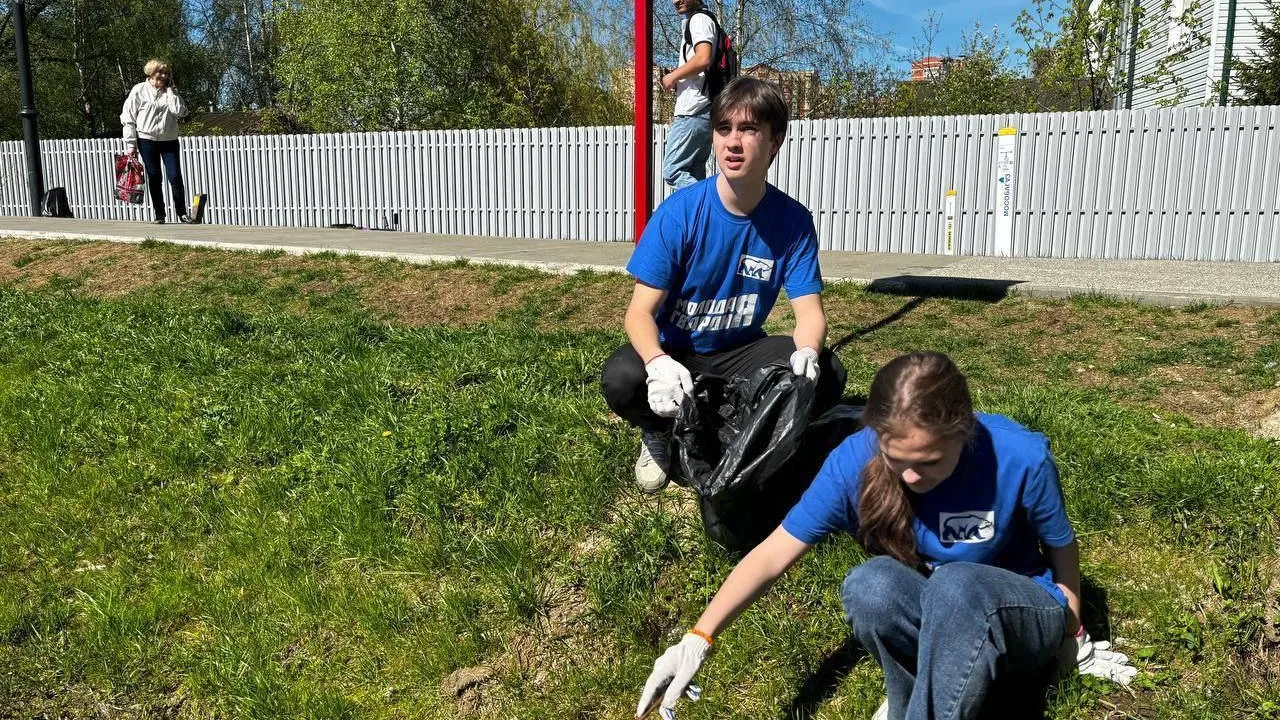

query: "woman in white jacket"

left=120, top=59, right=190, bottom=224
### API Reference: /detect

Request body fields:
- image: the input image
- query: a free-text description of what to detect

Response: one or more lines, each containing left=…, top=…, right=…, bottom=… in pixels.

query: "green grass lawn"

left=1, top=240, right=1279, bottom=719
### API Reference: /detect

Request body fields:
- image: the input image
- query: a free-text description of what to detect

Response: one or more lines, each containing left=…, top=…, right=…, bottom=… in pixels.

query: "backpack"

left=41, top=187, right=73, bottom=218
left=683, top=9, right=739, bottom=101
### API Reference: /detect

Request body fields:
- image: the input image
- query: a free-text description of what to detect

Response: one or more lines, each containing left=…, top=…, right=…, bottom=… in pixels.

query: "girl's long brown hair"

left=857, top=352, right=975, bottom=568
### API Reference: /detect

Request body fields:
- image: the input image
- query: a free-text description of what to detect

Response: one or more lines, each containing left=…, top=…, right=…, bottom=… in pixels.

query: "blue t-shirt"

left=626, top=179, right=824, bottom=354
left=782, top=413, right=1076, bottom=606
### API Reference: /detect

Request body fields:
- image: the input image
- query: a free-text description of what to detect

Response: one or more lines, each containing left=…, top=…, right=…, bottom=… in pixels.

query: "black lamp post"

left=13, top=0, right=45, bottom=215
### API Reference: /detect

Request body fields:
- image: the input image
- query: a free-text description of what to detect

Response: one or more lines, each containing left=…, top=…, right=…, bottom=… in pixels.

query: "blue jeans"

left=842, top=558, right=1066, bottom=720
left=137, top=138, right=187, bottom=220
left=662, top=113, right=712, bottom=190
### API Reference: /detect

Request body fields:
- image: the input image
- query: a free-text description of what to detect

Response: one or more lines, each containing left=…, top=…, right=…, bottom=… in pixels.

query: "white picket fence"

left=2, top=105, right=1278, bottom=260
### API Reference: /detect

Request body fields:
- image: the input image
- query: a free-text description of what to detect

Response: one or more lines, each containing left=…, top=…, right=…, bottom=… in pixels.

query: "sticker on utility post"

left=993, top=127, right=1017, bottom=257
left=945, top=190, right=957, bottom=254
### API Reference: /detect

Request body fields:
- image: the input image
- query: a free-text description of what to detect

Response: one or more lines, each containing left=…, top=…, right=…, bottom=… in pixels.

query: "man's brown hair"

left=709, top=77, right=789, bottom=140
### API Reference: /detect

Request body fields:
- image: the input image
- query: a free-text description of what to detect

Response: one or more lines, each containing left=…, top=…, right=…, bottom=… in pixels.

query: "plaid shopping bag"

left=113, top=151, right=145, bottom=204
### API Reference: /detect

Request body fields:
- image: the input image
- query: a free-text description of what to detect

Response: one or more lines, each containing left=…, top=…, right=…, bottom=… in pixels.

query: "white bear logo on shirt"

left=737, top=254, right=774, bottom=282
left=939, top=511, right=996, bottom=544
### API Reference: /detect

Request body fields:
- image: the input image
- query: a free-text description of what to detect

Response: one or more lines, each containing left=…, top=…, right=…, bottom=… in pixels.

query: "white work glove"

left=1058, top=629, right=1138, bottom=685
left=645, top=354, right=694, bottom=418
left=636, top=633, right=710, bottom=719
left=789, top=346, right=820, bottom=382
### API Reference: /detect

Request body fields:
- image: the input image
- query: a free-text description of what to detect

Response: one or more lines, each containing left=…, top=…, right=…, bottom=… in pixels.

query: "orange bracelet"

left=688, top=628, right=715, bottom=646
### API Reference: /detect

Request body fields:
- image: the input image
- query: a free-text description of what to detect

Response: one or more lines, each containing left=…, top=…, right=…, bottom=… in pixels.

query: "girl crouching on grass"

left=637, top=351, right=1135, bottom=720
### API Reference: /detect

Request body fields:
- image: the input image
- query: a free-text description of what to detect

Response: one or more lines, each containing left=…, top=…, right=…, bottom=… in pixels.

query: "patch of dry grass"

left=2, top=237, right=1276, bottom=437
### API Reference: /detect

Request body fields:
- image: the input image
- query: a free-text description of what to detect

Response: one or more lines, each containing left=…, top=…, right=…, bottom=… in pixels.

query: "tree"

left=703, top=0, right=875, bottom=76
left=1014, top=0, right=1132, bottom=110
left=0, top=0, right=216, bottom=139
left=582, top=0, right=885, bottom=106
left=274, top=0, right=626, bottom=131
left=190, top=0, right=284, bottom=111
left=891, top=21, right=1025, bottom=117
left=1, top=0, right=625, bottom=139
left=606, top=0, right=880, bottom=74
left=1233, top=0, right=1280, bottom=104
left=814, top=62, right=899, bottom=117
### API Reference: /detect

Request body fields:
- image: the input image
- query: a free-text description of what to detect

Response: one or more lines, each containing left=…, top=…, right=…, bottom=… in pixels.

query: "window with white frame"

left=1087, top=0, right=1107, bottom=70
left=1167, top=0, right=1193, bottom=53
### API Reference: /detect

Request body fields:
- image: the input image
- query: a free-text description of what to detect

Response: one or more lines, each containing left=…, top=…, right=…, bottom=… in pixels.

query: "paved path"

left=2, top=217, right=1278, bottom=307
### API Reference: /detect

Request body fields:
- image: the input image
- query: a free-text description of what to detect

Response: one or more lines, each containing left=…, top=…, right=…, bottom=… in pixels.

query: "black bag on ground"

left=674, top=362, right=864, bottom=553
left=41, top=187, right=73, bottom=218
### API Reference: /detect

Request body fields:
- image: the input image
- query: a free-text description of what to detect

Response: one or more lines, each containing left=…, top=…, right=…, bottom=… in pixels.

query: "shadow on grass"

left=783, top=636, right=867, bottom=720
left=865, top=276, right=1025, bottom=302
left=828, top=281, right=1022, bottom=354
left=831, top=297, right=928, bottom=353
left=1081, top=575, right=1113, bottom=641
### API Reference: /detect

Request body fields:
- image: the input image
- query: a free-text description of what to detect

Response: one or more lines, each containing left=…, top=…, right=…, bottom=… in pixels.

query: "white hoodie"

left=120, top=81, right=187, bottom=144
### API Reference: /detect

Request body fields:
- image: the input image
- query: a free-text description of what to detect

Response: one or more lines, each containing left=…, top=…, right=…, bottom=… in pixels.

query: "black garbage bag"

left=674, top=362, right=864, bottom=553
left=675, top=363, right=814, bottom=498
left=41, top=187, right=73, bottom=218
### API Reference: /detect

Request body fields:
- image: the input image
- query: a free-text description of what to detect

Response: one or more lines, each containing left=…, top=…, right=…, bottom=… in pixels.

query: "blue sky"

left=862, top=0, right=1033, bottom=69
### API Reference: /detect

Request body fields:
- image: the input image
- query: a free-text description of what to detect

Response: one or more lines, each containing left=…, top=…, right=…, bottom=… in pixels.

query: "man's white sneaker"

left=634, top=432, right=672, bottom=493
left=871, top=699, right=889, bottom=720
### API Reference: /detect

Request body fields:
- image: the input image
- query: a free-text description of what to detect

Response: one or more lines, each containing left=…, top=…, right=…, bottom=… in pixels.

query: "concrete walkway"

left=2, top=217, right=1279, bottom=307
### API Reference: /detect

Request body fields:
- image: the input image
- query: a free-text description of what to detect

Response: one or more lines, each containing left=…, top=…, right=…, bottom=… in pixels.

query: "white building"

left=1114, top=0, right=1272, bottom=108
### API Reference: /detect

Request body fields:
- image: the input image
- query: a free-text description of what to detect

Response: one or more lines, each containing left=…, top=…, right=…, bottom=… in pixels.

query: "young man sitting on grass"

left=600, top=77, right=847, bottom=493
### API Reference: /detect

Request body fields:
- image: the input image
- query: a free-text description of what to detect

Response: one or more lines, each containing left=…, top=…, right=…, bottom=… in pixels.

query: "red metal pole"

left=633, top=0, right=654, bottom=243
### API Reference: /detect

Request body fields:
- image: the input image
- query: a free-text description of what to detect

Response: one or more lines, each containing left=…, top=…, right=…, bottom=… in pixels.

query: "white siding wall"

left=1128, top=0, right=1272, bottom=107
left=1129, top=0, right=1219, bottom=107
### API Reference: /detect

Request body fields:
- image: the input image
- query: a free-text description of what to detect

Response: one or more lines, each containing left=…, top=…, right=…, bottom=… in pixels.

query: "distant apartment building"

left=746, top=64, right=822, bottom=118
left=910, top=56, right=955, bottom=82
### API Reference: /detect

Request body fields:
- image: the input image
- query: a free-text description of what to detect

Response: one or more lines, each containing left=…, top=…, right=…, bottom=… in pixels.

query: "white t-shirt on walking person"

left=674, top=12, right=717, bottom=117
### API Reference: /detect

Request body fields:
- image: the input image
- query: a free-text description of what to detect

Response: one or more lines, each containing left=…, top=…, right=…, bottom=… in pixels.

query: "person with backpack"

left=120, top=58, right=192, bottom=224
left=634, top=352, right=1138, bottom=720
left=660, top=0, right=734, bottom=189
left=600, top=77, right=846, bottom=494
